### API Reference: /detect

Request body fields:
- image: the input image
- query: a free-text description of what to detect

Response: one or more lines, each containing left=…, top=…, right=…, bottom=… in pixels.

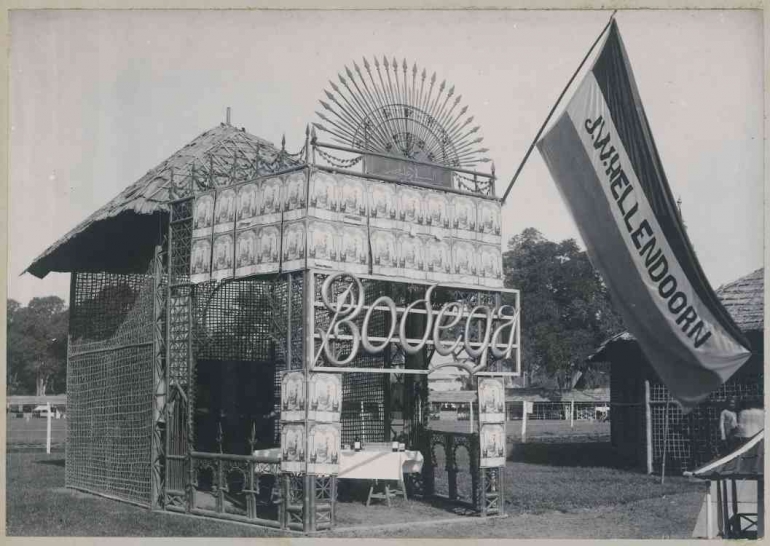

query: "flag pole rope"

left=500, top=10, right=617, bottom=204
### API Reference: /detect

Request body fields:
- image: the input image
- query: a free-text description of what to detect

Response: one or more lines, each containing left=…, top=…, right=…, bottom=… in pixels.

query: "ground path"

left=330, top=490, right=704, bottom=539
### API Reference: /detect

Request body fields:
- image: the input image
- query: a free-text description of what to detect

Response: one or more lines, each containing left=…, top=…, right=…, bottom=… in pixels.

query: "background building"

left=591, top=268, right=764, bottom=473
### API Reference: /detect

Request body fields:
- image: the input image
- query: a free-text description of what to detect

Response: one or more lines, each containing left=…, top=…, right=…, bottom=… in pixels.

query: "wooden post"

left=706, top=483, right=714, bottom=539
left=645, top=380, right=653, bottom=474
left=521, top=402, right=528, bottom=444
left=757, top=478, right=764, bottom=538
left=730, top=479, right=739, bottom=525
left=721, top=478, right=731, bottom=536
left=716, top=479, right=725, bottom=537
left=469, top=401, right=474, bottom=434
left=570, top=400, right=574, bottom=428
left=151, top=244, right=165, bottom=510
left=46, top=402, right=51, bottom=454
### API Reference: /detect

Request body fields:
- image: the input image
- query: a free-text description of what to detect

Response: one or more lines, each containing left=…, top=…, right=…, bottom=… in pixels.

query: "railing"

left=427, top=430, right=480, bottom=509
left=311, top=140, right=497, bottom=198
left=189, top=451, right=283, bottom=528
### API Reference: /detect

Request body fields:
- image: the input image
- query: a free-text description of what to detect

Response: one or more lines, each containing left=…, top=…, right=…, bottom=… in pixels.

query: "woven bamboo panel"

left=67, top=265, right=156, bottom=506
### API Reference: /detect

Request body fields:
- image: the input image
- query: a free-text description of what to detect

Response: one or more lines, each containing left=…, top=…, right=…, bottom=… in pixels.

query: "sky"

left=9, top=9, right=763, bottom=306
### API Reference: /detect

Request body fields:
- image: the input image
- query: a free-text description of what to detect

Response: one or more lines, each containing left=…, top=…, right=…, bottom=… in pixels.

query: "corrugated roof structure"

left=26, top=123, right=303, bottom=278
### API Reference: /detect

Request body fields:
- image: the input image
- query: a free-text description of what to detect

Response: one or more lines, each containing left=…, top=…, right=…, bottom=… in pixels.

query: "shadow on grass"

left=335, top=479, right=478, bottom=519
left=418, top=495, right=478, bottom=516
left=36, top=458, right=65, bottom=467
left=509, top=442, right=638, bottom=470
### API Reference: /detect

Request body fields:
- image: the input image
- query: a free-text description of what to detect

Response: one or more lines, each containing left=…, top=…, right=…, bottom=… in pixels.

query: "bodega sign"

left=309, top=272, right=520, bottom=376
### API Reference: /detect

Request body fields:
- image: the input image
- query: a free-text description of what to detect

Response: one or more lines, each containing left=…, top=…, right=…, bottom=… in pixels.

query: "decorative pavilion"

left=27, top=57, right=521, bottom=532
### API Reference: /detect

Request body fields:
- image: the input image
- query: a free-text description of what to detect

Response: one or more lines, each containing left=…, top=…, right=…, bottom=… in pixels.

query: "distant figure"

left=719, top=397, right=740, bottom=454
left=736, top=400, right=763, bottom=441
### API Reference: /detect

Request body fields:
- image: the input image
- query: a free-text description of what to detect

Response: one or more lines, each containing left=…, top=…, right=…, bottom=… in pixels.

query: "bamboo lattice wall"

left=67, top=264, right=156, bottom=506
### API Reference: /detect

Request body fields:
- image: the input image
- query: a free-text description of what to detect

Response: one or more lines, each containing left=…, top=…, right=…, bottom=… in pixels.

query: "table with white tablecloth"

left=251, top=447, right=423, bottom=504
left=338, top=449, right=424, bottom=480
left=338, top=449, right=424, bottom=505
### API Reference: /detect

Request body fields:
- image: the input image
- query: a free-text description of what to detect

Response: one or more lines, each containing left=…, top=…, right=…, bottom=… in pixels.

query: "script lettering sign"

left=311, top=272, right=519, bottom=376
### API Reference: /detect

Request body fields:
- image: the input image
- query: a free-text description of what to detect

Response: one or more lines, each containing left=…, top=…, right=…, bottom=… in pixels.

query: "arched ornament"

left=313, top=57, right=490, bottom=171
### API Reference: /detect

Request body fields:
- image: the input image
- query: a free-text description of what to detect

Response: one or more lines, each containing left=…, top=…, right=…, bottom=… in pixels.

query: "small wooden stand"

left=366, top=479, right=407, bottom=507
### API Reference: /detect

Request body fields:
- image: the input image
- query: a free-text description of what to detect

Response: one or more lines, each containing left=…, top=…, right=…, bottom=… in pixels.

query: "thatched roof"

left=589, top=267, right=764, bottom=362
left=26, top=123, right=300, bottom=278
left=715, top=267, right=764, bottom=332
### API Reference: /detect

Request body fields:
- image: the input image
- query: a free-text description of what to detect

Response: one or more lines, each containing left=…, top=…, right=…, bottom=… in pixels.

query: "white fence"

left=431, top=400, right=611, bottom=442
left=433, top=400, right=610, bottom=422
left=7, top=403, right=65, bottom=452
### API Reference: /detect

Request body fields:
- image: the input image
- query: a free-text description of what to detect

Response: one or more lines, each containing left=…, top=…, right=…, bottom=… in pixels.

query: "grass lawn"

left=6, top=442, right=707, bottom=538
left=7, top=417, right=66, bottom=449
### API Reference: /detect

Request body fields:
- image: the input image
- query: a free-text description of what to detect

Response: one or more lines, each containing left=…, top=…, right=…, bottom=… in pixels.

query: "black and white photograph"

left=480, top=424, right=507, bottom=468
left=477, top=244, right=504, bottom=287
left=477, top=200, right=502, bottom=241
left=370, top=228, right=399, bottom=277
left=211, top=232, right=235, bottom=281
left=450, top=194, right=478, bottom=236
left=282, top=171, right=307, bottom=221
left=452, top=239, right=478, bottom=278
left=280, top=371, right=306, bottom=422
left=423, top=236, right=452, bottom=282
left=213, top=187, right=236, bottom=234
left=280, top=423, right=306, bottom=474
left=234, top=227, right=258, bottom=278
left=189, top=236, right=213, bottom=284
left=307, top=423, right=341, bottom=476
left=396, top=233, right=426, bottom=280
left=258, top=176, right=283, bottom=224
left=397, top=186, right=425, bottom=226
left=307, top=220, right=338, bottom=265
left=255, top=224, right=281, bottom=273
left=7, top=6, right=763, bottom=541
left=478, top=378, right=506, bottom=423
left=338, top=175, right=367, bottom=220
left=308, top=373, right=342, bottom=423
left=192, top=192, right=215, bottom=238
left=367, top=181, right=398, bottom=225
left=339, top=225, right=369, bottom=274
left=281, top=220, right=306, bottom=271
left=236, top=181, right=260, bottom=228
left=308, top=170, right=339, bottom=220
left=425, top=192, right=451, bottom=231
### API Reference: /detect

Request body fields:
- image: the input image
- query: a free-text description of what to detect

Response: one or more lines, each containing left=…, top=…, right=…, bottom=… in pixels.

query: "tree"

left=7, top=296, right=68, bottom=395
left=503, top=228, right=623, bottom=391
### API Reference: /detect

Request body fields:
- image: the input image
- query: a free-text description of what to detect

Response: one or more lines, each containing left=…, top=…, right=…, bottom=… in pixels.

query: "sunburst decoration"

left=313, top=56, right=490, bottom=170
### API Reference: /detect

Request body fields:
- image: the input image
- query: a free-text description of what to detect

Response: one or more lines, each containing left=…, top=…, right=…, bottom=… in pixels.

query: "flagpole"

left=500, top=10, right=618, bottom=204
